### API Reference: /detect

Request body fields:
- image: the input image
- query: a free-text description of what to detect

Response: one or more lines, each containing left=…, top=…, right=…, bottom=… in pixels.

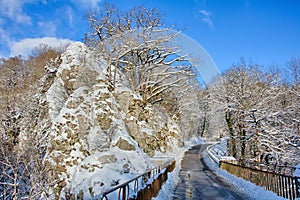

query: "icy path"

left=172, top=144, right=250, bottom=200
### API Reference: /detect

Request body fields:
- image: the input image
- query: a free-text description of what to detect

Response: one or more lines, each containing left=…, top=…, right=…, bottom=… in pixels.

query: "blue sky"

left=0, top=0, right=299, bottom=72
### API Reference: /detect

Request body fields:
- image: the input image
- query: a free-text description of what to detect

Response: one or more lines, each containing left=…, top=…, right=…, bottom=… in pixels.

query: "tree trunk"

left=226, top=110, right=237, bottom=158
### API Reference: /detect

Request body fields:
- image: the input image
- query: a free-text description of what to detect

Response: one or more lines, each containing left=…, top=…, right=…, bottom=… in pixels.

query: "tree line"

left=202, top=58, right=299, bottom=173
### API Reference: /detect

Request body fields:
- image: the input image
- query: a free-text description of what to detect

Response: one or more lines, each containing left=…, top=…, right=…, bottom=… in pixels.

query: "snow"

left=138, top=120, right=154, bottom=135
left=47, top=77, right=68, bottom=120
left=294, top=164, right=300, bottom=177
left=154, top=137, right=292, bottom=200
left=70, top=147, right=154, bottom=199
left=204, top=143, right=289, bottom=200
left=152, top=147, right=185, bottom=200
left=57, top=42, right=100, bottom=74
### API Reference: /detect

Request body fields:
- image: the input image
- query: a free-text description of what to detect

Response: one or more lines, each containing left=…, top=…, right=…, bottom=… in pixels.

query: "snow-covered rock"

left=43, top=42, right=181, bottom=199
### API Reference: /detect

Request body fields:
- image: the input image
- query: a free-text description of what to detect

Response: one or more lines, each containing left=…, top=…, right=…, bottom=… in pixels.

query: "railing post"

left=290, top=177, right=296, bottom=200
left=279, top=175, right=283, bottom=197
left=284, top=176, right=288, bottom=199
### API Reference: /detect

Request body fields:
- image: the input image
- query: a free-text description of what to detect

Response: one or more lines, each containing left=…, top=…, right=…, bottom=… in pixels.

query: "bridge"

left=99, top=143, right=300, bottom=200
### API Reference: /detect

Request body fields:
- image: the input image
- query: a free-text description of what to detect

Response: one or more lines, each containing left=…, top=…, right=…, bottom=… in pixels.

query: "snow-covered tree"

left=168, top=79, right=204, bottom=141
left=0, top=46, right=63, bottom=199
left=208, top=59, right=299, bottom=169
left=84, top=4, right=195, bottom=106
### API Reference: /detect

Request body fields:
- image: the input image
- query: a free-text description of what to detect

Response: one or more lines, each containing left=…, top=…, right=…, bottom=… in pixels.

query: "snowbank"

left=205, top=143, right=288, bottom=200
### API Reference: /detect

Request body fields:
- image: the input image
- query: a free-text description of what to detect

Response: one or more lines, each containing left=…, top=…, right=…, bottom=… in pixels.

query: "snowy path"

left=172, top=144, right=250, bottom=200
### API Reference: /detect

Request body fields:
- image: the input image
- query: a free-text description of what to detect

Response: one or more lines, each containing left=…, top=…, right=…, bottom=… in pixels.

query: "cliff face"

left=42, top=42, right=181, bottom=199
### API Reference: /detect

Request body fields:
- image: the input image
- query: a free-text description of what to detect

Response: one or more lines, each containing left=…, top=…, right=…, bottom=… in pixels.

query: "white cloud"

left=65, top=6, right=75, bottom=27
left=0, top=53, right=5, bottom=59
left=38, top=21, right=57, bottom=36
left=71, top=0, right=103, bottom=9
left=0, top=28, right=11, bottom=45
left=199, top=9, right=214, bottom=29
left=0, top=0, right=33, bottom=24
left=0, top=28, right=12, bottom=58
left=10, top=37, right=74, bottom=57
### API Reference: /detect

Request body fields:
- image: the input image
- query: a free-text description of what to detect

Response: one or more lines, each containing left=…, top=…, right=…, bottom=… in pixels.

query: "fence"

left=100, top=159, right=176, bottom=200
left=220, top=161, right=300, bottom=200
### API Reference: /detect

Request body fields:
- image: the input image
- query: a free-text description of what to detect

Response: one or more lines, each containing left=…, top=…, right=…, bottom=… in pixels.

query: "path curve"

left=172, top=144, right=250, bottom=200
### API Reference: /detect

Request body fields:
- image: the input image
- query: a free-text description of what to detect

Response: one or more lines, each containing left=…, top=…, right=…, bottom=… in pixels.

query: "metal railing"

left=220, top=161, right=300, bottom=200
left=100, top=159, right=176, bottom=200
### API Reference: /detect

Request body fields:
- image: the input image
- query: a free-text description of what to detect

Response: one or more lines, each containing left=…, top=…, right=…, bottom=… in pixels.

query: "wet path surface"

left=172, top=144, right=249, bottom=200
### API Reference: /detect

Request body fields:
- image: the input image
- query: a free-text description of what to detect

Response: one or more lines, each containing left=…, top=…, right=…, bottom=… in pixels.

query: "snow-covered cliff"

left=43, top=42, right=181, bottom=199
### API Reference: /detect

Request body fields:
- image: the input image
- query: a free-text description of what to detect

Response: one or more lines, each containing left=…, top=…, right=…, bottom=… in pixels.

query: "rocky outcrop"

left=43, top=42, right=181, bottom=199
left=114, top=90, right=181, bottom=156
left=124, top=100, right=181, bottom=156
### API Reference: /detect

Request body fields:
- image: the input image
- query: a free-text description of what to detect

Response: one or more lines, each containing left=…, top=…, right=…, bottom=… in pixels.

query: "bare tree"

left=286, top=57, right=300, bottom=88
left=0, top=131, right=51, bottom=199
left=84, top=4, right=195, bottom=105
left=0, top=45, right=62, bottom=199
left=208, top=58, right=300, bottom=170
